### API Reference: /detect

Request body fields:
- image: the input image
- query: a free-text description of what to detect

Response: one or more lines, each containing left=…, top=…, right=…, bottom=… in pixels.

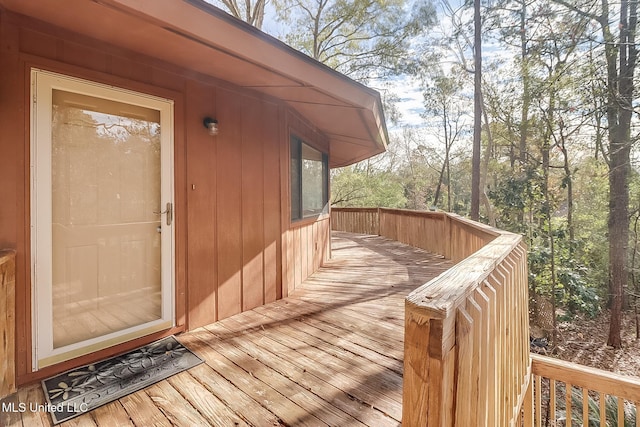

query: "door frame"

left=30, top=68, right=176, bottom=370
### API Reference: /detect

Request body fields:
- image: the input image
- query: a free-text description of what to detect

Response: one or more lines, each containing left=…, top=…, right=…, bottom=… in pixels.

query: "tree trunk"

left=559, top=131, right=574, bottom=246
left=481, top=95, right=496, bottom=226
left=519, top=0, right=530, bottom=169
left=608, top=134, right=629, bottom=348
left=471, top=0, right=482, bottom=221
left=603, top=0, right=637, bottom=348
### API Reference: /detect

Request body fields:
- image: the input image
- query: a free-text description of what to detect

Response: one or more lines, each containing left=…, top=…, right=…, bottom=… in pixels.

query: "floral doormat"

left=41, top=336, right=203, bottom=425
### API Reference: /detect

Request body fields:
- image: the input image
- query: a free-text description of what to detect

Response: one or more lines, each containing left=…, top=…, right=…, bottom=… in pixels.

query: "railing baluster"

left=523, top=376, right=534, bottom=427
left=551, top=379, right=556, bottom=425
left=618, top=396, right=624, bottom=427
left=582, top=387, right=588, bottom=427
left=536, top=375, right=541, bottom=427
left=566, top=383, right=572, bottom=427
left=600, top=391, right=606, bottom=426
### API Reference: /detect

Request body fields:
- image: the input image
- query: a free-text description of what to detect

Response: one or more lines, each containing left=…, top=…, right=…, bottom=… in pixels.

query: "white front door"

left=31, top=69, right=175, bottom=369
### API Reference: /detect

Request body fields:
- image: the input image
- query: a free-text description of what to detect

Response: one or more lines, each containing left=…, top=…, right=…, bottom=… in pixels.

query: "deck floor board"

left=5, top=232, right=451, bottom=426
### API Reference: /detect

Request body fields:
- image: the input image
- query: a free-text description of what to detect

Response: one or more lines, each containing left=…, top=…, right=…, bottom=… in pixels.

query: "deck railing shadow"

left=200, top=231, right=452, bottom=346
left=332, top=208, right=531, bottom=426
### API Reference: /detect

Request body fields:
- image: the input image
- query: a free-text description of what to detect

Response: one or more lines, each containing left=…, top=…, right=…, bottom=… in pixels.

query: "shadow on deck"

left=3, top=231, right=452, bottom=427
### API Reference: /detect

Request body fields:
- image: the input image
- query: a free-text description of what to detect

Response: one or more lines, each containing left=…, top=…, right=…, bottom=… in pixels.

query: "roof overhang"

left=0, top=0, right=388, bottom=167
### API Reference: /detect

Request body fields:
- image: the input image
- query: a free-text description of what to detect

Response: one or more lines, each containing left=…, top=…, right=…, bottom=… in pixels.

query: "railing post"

left=0, top=250, right=16, bottom=399
left=522, top=377, right=534, bottom=427
left=403, top=303, right=457, bottom=426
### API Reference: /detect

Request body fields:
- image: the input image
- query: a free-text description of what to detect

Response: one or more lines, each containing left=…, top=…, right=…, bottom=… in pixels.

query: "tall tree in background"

left=423, top=73, right=470, bottom=210
left=272, top=0, right=436, bottom=80
left=471, top=0, right=482, bottom=220
left=214, top=0, right=267, bottom=28
left=604, top=0, right=638, bottom=348
left=553, top=0, right=638, bottom=348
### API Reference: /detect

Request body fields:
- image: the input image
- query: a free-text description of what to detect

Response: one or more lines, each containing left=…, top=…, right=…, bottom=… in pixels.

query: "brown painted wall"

left=0, top=11, right=330, bottom=385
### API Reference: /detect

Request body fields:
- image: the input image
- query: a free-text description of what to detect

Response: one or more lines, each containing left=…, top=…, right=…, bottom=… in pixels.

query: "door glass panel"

left=51, top=89, right=162, bottom=349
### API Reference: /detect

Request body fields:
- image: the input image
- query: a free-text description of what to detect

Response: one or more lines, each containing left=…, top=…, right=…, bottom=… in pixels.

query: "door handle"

left=154, top=202, right=173, bottom=226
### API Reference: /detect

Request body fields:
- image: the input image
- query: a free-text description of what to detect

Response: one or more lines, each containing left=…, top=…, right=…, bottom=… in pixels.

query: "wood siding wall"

left=284, top=217, right=331, bottom=296
left=0, top=251, right=16, bottom=399
left=0, top=11, right=329, bottom=385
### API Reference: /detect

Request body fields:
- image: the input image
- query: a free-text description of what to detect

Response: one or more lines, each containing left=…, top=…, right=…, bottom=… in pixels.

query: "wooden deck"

left=2, top=232, right=452, bottom=427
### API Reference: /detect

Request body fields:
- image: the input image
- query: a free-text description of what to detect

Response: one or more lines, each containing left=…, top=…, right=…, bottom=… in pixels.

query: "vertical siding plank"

left=173, top=90, right=188, bottom=331
left=284, top=230, right=295, bottom=297
left=185, top=81, right=217, bottom=329
left=300, top=226, right=308, bottom=283
left=216, top=88, right=243, bottom=319
left=263, top=103, right=280, bottom=304
left=241, top=99, right=265, bottom=312
left=294, top=227, right=302, bottom=290
left=0, top=18, right=28, bottom=380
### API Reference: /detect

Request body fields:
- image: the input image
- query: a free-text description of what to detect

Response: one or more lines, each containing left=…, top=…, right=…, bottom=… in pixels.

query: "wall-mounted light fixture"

left=203, top=117, right=219, bottom=136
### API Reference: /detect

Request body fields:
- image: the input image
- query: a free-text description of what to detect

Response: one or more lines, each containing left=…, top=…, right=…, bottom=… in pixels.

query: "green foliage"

left=487, top=158, right=605, bottom=319
left=568, top=389, right=637, bottom=427
left=488, top=169, right=541, bottom=235
left=556, top=259, right=600, bottom=318
left=331, top=165, right=407, bottom=208
left=270, top=0, right=640, bottom=336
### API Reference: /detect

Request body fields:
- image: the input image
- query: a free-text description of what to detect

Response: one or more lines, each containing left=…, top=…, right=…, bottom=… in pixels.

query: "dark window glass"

left=290, top=136, right=328, bottom=221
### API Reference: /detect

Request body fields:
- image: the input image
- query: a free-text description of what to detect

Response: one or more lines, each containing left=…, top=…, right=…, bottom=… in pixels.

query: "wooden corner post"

left=403, top=302, right=456, bottom=426
left=0, top=250, right=16, bottom=399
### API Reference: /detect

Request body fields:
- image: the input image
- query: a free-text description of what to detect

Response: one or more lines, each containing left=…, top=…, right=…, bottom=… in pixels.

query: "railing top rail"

left=330, top=207, right=380, bottom=213
left=406, top=232, right=523, bottom=319
left=378, top=207, right=447, bottom=218
left=531, top=353, right=640, bottom=402
left=442, top=211, right=502, bottom=238
left=335, top=207, right=504, bottom=237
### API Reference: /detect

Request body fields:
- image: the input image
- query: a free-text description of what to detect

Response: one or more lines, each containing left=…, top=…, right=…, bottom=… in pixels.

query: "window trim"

left=290, top=135, right=329, bottom=222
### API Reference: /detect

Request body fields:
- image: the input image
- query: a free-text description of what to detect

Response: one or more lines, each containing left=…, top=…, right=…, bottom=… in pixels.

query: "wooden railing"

left=330, top=207, right=380, bottom=235
left=0, top=250, right=16, bottom=400
left=526, top=354, right=640, bottom=427
left=331, top=208, right=530, bottom=426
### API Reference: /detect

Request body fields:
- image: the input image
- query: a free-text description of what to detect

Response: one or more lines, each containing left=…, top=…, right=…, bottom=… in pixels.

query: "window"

left=290, top=136, right=329, bottom=221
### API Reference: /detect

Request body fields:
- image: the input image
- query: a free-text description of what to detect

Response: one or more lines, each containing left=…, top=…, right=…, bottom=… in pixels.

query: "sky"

left=205, top=0, right=474, bottom=131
